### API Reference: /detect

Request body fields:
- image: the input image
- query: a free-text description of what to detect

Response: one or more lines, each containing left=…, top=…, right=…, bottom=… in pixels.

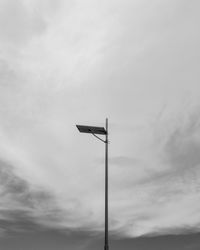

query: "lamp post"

left=76, top=118, right=109, bottom=250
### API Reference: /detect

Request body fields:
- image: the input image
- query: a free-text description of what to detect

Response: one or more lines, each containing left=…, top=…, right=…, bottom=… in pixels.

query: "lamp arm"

left=91, top=132, right=106, bottom=143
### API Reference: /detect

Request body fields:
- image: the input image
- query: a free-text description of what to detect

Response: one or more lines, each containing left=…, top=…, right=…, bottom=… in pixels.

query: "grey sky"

left=0, top=0, right=200, bottom=249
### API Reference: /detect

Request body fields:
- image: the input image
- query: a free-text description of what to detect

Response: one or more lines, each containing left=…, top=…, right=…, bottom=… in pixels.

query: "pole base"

left=104, top=245, right=109, bottom=250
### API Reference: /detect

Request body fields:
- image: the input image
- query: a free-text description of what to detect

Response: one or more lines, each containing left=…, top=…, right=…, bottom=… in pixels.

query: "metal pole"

left=104, top=118, right=109, bottom=250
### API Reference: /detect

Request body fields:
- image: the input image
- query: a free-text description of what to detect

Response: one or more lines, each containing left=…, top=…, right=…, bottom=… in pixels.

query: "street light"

left=76, top=118, right=109, bottom=250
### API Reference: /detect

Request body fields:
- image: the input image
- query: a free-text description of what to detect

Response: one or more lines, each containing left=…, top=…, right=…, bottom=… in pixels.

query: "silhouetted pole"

left=104, top=118, right=109, bottom=250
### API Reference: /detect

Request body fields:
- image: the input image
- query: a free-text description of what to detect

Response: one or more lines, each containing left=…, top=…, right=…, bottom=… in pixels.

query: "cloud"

left=0, top=0, right=64, bottom=47
left=164, top=113, right=200, bottom=171
left=0, top=0, right=200, bottom=239
left=0, top=158, right=66, bottom=234
left=116, top=108, right=200, bottom=237
left=107, top=156, right=139, bottom=167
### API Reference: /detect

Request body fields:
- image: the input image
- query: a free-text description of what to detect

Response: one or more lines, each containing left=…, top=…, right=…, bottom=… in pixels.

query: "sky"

left=0, top=0, right=200, bottom=249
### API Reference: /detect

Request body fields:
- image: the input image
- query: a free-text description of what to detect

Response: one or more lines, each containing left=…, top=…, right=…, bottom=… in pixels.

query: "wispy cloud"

left=0, top=158, right=66, bottom=234
left=0, top=0, right=200, bottom=239
left=113, top=108, right=200, bottom=237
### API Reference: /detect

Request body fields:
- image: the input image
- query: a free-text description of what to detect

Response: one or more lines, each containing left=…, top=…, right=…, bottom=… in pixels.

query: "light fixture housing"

left=76, top=125, right=107, bottom=135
